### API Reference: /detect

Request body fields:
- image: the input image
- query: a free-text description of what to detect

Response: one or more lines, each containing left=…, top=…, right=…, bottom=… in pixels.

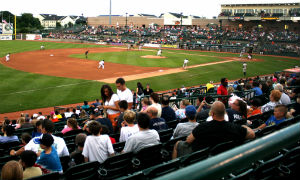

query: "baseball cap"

left=185, top=105, right=197, bottom=117
left=34, top=133, right=54, bottom=147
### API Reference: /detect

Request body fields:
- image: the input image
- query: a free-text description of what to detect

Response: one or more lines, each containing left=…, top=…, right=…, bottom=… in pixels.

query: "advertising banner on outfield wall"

left=0, top=23, right=13, bottom=35
left=143, top=43, right=161, bottom=48
left=0, top=35, right=12, bottom=40
left=161, top=44, right=178, bottom=48
left=26, top=34, right=42, bottom=40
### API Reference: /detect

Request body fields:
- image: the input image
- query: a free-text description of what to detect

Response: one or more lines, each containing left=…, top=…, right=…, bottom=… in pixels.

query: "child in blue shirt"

left=256, top=104, right=287, bottom=130
left=36, top=134, right=63, bottom=173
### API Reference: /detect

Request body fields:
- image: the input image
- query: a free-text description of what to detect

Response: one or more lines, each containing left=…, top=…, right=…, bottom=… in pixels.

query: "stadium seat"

left=63, top=134, right=77, bottom=144
left=26, top=172, right=60, bottom=180
left=251, top=154, right=285, bottom=180
left=143, top=159, right=180, bottom=179
left=115, top=171, right=146, bottom=180
left=227, top=168, right=254, bottom=180
left=0, top=141, right=21, bottom=154
left=63, top=129, right=84, bottom=136
left=64, top=161, right=100, bottom=180
left=165, top=120, right=179, bottom=129
left=0, top=155, right=20, bottom=170
left=113, top=141, right=126, bottom=153
left=132, top=143, right=163, bottom=170
left=60, top=156, right=71, bottom=172
left=98, top=152, right=134, bottom=179
left=281, top=146, right=300, bottom=175
left=255, top=125, right=276, bottom=138
left=209, top=141, right=238, bottom=156
left=161, top=136, right=186, bottom=161
left=180, top=147, right=210, bottom=167
left=15, top=127, right=34, bottom=137
left=158, top=128, right=173, bottom=143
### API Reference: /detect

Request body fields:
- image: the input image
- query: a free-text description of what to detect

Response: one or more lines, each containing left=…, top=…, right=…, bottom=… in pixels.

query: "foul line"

left=0, top=81, right=97, bottom=96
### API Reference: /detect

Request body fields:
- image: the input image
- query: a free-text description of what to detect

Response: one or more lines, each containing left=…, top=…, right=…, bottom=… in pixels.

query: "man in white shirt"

left=147, top=93, right=162, bottom=118
left=243, top=62, right=247, bottom=77
left=82, top=121, right=114, bottom=163
left=116, top=78, right=133, bottom=109
left=25, top=119, right=69, bottom=157
left=122, top=113, right=160, bottom=153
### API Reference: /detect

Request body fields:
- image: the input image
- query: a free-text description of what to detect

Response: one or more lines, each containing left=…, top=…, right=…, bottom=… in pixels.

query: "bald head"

left=147, top=106, right=158, bottom=118
left=211, top=101, right=226, bottom=120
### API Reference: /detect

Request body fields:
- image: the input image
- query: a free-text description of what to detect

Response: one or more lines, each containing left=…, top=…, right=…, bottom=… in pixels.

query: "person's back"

left=161, top=96, right=176, bottom=122
left=119, top=111, right=139, bottom=142
left=20, top=150, right=42, bottom=179
left=122, top=113, right=160, bottom=153
left=0, top=125, right=19, bottom=143
left=149, top=117, right=168, bottom=131
left=82, top=121, right=114, bottom=163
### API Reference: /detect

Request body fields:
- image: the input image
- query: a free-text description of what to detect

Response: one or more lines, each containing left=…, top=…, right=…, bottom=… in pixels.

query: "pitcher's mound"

left=141, top=55, right=167, bottom=59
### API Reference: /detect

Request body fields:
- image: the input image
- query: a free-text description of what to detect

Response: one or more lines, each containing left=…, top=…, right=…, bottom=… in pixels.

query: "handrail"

left=155, top=122, right=300, bottom=180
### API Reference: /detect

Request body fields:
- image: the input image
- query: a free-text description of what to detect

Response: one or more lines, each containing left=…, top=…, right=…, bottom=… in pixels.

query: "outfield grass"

left=0, top=40, right=299, bottom=114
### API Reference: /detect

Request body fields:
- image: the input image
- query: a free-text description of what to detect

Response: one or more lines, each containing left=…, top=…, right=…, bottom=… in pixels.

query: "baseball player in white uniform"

left=183, top=58, right=189, bottom=69
left=157, top=49, right=162, bottom=56
left=243, top=62, right=247, bottom=77
left=40, top=45, right=45, bottom=50
left=5, top=53, right=10, bottom=62
left=98, top=60, right=105, bottom=69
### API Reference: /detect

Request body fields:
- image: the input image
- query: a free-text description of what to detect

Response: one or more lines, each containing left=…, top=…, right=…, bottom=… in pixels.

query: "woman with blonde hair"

left=15, top=117, right=25, bottom=129
left=1, top=160, right=23, bottom=180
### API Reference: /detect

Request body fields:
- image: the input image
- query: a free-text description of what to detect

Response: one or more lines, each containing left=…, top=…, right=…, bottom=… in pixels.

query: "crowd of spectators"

left=0, top=72, right=299, bottom=179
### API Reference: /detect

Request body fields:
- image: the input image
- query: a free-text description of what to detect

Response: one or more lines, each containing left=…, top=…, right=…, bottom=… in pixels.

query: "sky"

left=1, top=0, right=299, bottom=18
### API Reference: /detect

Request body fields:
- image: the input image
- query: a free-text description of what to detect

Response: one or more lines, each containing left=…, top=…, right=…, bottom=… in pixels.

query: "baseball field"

left=0, top=40, right=299, bottom=114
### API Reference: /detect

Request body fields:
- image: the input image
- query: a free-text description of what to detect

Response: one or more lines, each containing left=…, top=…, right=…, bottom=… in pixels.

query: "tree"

left=67, top=22, right=73, bottom=28
left=0, top=11, right=14, bottom=23
left=56, top=22, right=62, bottom=28
left=75, top=17, right=87, bottom=25
left=16, top=13, right=43, bottom=33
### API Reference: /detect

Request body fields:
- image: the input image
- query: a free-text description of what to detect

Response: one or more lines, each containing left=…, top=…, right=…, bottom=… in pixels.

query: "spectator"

left=143, top=84, right=154, bottom=96
left=21, top=117, right=34, bottom=129
left=252, top=81, right=263, bottom=96
left=10, top=133, right=32, bottom=156
left=147, top=106, right=168, bottom=131
left=32, top=120, right=42, bottom=138
left=136, top=82, right=144, bottom=108
left=100, top=84, right=120, bottom=130
left=289, top=94, right=300, bottom=117
left=82, top=121, right=114, bottom=163
left=227, top=99, right=247, bottom=123
left=50, top=111, right=59, bottom=123
left=116, top=100, right=129, bottom=132
left=0, top=124, right=19, bottom=143
left=81, top=101, right=90, bottom=111
left=119, top=111, right=139, bottom=142
left=61, top=118, right=81, bottom=134
left=274, top=84, right=291, bottom=105
left=79, top=110, right=88, bottom=119
left=15, top=117, right=25, bottom=129
left=71, top=108, right=79, bottom=119
left=147, top=92, right=162, bottom=118
left=25, top=119, right=69, bottom=157
left=55, top=111, right=62, bottom=119
left=36, top=134, right=63, bottom=173
left=91, top=99, right=102, bottom=109
left=20, top=150, right=42, bottom=179
left=1, top=160, right=23, bottom=180
left=140, top=97, right=151, bottom=112
left=247, top=98, right=262, bottom=118
left=228, top=86, right=243, bottom=107
left=70, top=133, right=87, bottom=165
left=256, top=104, right=288, bottom=130
left=261, top=90, right=282, bottom=113
left=122, top=113, right=160, bottom=153
left=172, top=105, right=199, bottom=139
left=64, top=108, right=73, bottom=118
left=217, top=78, right=228, bottom=105
left=175, top=99, right=190, bottom=120
left=196, top=96, right=214, bottom=121
left=161, top=96, right=176, bottom=122
left=172, top=101, right=255, bottom=158
left=115, top=78, right=133, bottom=109
left=37, top=112, right=45, bottom=120
left=88, top=111, right=113, bottom=134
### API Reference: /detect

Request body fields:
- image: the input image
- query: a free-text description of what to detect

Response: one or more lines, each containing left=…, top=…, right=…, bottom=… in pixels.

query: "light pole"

left=109, top=0, right=112, bottom=25
left=180, top=12, right=183, bottom=29
left=125, top=12, right=128, bottom=29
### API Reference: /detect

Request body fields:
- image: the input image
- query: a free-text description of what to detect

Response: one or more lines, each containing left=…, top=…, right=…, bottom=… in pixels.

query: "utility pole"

left=109, top=0, right=112, bottom=25
left=180, top=12, right=183, bottom=29
left=125, top=12, right=128, bottom=29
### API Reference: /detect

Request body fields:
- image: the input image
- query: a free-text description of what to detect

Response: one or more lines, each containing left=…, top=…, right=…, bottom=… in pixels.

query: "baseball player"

left=183, top=58, right=189, bottom=69
left=5, top=53, right=10, bottom=62
left=40, top=45, right=45, bottom=50
left=139, top=44, right=143, bottom=51
left=85, top=50, right=89, bottom=59
left=243, top=62, right=247, bottom=77
left=127, top=44, right=131, bottom=51
left=239, top=47, right=245, bottom=58
left=157, top=49, right=162, bottom=56
left=98, top=60, right=105, bottom=69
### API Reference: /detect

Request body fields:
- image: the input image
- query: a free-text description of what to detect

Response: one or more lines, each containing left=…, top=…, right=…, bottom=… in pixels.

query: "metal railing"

left=155, top=122, right=300, bottom=180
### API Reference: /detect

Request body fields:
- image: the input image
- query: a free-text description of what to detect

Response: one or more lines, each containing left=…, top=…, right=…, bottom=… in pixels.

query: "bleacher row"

left=1, top=111, right=299, bottom=180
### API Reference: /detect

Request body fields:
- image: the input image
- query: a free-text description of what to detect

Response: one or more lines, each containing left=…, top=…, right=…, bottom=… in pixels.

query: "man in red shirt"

left=217, top=78, right=228, bottom=106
